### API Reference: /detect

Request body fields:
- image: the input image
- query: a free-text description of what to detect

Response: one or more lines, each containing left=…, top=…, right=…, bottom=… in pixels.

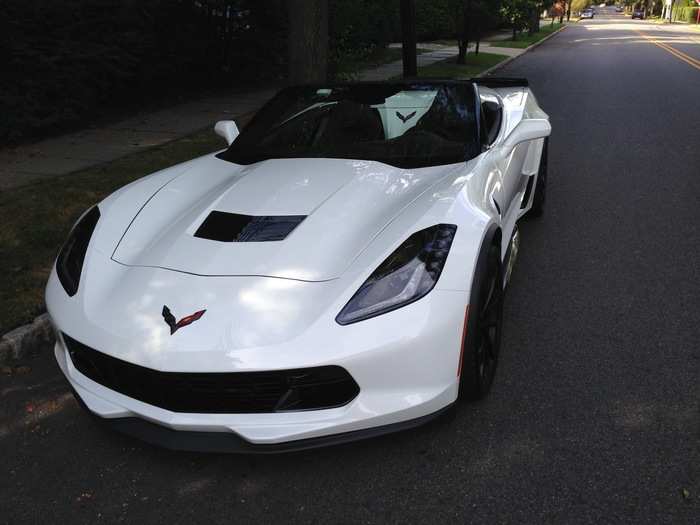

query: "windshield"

left=218, top=83, right=480, bottom=169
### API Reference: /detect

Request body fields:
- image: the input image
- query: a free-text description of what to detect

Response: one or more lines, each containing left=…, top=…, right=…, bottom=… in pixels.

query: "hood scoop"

left=194, top=212, right=306, bottom=242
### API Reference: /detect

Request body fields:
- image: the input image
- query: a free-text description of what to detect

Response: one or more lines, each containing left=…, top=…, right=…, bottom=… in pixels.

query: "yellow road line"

left=639, top=31, right=700, bottom=66
left=654, top=40, right=700, bottom=67
left=636, top=30, right=700, bottom=71
left=652, top=36, right=700, bottom=64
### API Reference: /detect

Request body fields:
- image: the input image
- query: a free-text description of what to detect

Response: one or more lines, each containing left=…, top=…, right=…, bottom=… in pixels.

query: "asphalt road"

left=2, top=10, right=699, bottom=524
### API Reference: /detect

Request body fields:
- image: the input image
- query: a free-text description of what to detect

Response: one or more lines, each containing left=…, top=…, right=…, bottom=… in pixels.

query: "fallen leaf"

left=682, top=488, right=690, bottom=499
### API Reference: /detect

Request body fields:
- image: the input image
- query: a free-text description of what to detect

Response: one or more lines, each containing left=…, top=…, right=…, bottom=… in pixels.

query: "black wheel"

left=459, top=243, right=504, bottom=401
left=529, top=137, right=548, bottom=218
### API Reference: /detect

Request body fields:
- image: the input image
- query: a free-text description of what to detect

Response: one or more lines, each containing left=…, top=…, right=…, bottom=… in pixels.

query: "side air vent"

left=194, top=211, right=305, bottom=242
left=521, top=175, right=535, bottom=209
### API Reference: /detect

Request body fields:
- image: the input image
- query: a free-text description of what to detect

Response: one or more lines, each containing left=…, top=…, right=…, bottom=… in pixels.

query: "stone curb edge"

left=477, top=23, right=570, bottom=78
left=0, top=313, right=54, bottom=363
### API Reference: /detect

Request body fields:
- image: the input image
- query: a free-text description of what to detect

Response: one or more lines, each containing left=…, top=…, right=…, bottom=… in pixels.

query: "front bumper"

left=70, top=385, right=454, bottom=453
left=52, top=286, right=466, bottom=450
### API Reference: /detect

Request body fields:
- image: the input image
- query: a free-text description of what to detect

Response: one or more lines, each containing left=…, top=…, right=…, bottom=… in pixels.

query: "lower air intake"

left=63, top=334, right=359, bottom=413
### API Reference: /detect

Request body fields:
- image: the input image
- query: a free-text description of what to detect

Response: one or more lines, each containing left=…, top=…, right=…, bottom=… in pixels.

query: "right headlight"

left=336, top=224, right=457, bottom=325
left=56, top=206, right=100, bottom=297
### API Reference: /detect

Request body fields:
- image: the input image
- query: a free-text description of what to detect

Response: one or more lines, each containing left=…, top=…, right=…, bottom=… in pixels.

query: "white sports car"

left=46, top=78, right=551, bottom=452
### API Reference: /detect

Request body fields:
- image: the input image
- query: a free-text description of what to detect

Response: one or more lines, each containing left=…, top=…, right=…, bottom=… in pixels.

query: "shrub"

left=0, top=0, right=287, bottom=143
left=674, top=6, right=699, bottom=23
left=328, top=0, right=400, bottom=77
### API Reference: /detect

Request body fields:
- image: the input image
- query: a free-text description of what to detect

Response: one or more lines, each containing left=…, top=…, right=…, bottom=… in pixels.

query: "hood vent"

left=194, top=211, right=305, bottom=242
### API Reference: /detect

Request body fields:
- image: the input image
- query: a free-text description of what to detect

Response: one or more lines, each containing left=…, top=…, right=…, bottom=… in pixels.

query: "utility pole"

left=400, top=0, right=418, bottom=78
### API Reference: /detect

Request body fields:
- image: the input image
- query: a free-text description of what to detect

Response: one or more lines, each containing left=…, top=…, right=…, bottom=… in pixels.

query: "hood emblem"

left=396, top=110, right=416, bottom=123
left=162, top=305, right=206, bottom=335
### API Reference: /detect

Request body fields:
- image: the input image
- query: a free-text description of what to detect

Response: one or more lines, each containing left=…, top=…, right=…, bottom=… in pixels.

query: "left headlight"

left=56, top=206, right=100, bottom=297
left=336, top=224, right=457, bottom=325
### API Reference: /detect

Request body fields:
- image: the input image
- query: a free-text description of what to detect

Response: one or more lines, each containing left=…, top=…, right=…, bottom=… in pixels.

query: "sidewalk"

left=357, top=41, right=527, bottom=80
left=0, top=44, right=526, bottom=191
left=359, top=45, right=460, bottom=80
left=0, top=90, right=276, bottom=190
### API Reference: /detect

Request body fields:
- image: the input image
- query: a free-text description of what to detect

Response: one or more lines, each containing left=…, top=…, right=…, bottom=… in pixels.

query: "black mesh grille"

left=194, top=211, right=305, bottom=242
left=63, top=334, right=359, bottom=413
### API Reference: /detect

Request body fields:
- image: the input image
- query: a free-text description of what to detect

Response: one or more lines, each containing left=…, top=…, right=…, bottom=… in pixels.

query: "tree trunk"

left=475, top=10, right=481, bottom=55
left=287, top=0, right=328, bottom=84
left=457, top=0, right=472, bottom=65
left=528, top=8, right=536, bottom=35
left=400, top=0, right=418, bottom=76
left=457, top=41, right=468, bottom=64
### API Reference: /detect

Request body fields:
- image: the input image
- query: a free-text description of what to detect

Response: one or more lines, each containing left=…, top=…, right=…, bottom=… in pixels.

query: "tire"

left=529, top=137, right=548, bottom=218
left=459, top=242, right=504, bottom=401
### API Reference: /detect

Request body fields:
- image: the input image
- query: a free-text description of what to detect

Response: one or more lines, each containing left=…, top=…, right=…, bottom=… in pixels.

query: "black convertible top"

left=219, top=81, right=484, bottom=169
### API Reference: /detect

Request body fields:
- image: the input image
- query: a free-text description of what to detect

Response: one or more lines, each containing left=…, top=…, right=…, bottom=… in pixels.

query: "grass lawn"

left=0, top=129, right=223, bottom=335
left=415, top=51, right=510, bottom=78
left=488, top=22, right=563, bottom=49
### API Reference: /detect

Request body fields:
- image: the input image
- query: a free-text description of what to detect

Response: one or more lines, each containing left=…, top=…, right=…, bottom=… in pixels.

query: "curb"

left=0, top=313, right=54, bottom=363
left=478, top=23, right=569, bottom=77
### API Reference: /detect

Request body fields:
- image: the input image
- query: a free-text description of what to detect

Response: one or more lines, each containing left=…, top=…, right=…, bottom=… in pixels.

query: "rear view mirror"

left=215, top=120, right=240, bottom=146
left=503, top=119, right=551, bottom=151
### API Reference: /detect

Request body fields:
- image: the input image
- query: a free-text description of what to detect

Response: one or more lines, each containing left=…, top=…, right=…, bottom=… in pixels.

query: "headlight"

left=56, top=206, right=100, bottom=296
left=336, top=224, right=457, bottom=325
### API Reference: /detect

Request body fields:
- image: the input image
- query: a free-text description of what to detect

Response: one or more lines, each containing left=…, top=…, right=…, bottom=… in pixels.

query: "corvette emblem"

left=396, top=110, right=417, bottom=123
left=161, top=305, right=206, bottom=335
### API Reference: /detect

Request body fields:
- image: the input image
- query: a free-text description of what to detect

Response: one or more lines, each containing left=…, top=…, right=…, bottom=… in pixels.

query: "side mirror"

left=215, top=120, right=240, bottom=146
left=502, top=119, right=551, bottom=151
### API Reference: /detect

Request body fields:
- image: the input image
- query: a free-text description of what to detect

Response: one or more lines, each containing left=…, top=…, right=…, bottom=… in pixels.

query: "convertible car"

left=47, top=78, right=551, bottom=452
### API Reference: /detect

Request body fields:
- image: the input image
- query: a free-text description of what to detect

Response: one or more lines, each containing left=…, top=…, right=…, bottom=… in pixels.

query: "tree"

left=570, top=0, right=590, bottom=16
left=455, top=0, right=472, bottom=64
left=400, top=0, right=418, bottom=77
left=550, top=1, right=566, bottom=24
left=500, top=0, right=534, bottom=40
left=470, top=0, right=502, bottom=55
left=287, top=0, right=329, bottom=83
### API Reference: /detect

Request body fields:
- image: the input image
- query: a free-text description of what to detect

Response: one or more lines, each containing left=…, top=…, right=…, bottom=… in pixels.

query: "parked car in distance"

left=581, top=8, right=595, bottom=19
left=632, top=8, right=645, bottom=19
left=615, top=6, right=624, bottom=12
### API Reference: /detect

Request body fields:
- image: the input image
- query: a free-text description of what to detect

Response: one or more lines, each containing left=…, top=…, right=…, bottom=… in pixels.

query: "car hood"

left=112, top=156, right=450, bottom=281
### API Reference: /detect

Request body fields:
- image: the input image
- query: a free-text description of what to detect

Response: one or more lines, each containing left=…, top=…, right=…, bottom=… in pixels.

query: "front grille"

left=63, top=334, right=359, bottom=413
